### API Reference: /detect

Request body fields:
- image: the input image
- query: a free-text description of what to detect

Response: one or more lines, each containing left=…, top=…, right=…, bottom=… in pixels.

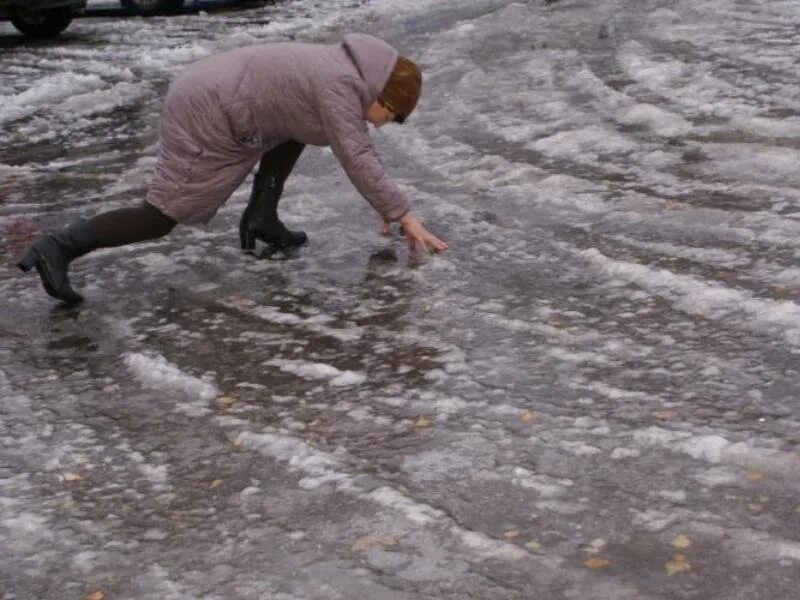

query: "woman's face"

left=366, top=101, right=395, bottom=128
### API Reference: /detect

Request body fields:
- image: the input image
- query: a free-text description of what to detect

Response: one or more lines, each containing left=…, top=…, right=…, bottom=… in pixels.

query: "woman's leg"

left=18, top=201, right=176, bottom=304
left=90, top=201, right=176, bottom=247
left=239, top=140, right=306, bottom=252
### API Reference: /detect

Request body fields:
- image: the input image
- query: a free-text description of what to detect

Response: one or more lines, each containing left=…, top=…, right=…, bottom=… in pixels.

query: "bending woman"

left=19, top=33, right=448, bottom=305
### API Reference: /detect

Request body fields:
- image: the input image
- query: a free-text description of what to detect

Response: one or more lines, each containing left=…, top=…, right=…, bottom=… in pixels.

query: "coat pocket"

left=223, top=101, right=262, bottom=150
left=160, top=135, right=205, bottom=184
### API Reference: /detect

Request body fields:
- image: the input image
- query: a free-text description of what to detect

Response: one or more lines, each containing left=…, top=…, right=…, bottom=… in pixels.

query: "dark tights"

left=89, top=201, right=176, bottom=248
left=258, top=140, right=305, bottom=185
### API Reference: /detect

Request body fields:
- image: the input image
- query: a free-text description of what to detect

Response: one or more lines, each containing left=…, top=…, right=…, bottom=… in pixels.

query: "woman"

left=18, top=33, right=448, bottom=305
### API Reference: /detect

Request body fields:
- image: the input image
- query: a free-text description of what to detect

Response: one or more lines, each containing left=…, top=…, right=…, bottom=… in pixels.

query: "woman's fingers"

left=425, top=231, right=448, bottom=252
left=411, top=230, right=447, bottom=253
left=417, top=228, right=447, bottom=252
left=398, top=212, right=449, bottom=253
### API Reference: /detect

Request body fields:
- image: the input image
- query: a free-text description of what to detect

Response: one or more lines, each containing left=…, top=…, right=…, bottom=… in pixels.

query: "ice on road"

left=1, top=1, right=799, bottom=598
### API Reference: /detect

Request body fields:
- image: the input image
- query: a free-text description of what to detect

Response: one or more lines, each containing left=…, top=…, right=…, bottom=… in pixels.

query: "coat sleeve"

left=318, top=79, right=411, bottom=221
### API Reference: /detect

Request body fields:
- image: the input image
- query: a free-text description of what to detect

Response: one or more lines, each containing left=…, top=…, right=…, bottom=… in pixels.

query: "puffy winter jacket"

left=146, top=33, right=412, bottom=225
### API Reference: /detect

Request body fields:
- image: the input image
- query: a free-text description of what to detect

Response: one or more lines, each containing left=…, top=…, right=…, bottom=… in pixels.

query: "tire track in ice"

left=576, top=245, right=800, bottom=346
left=115, top=347, right=675, bottom=599
left=110, top=315, right=738, bottom=600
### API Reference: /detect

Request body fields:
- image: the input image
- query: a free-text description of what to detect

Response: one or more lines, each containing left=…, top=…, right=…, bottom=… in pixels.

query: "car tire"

left=121, top=0, right=186, bottom=13
left=10, top=7, right=75, bottom=38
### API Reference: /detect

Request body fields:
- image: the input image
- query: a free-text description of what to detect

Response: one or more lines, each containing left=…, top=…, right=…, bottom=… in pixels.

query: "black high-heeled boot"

left=239, top=174, right=308, bottom=252
left=17, top=218, right=98, bottom=305
left=240, top=141, right=307, bottom=254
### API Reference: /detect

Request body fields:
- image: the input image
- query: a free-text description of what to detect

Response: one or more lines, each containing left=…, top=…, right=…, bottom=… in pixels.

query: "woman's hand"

left=398, top=212, right=448, bottom=253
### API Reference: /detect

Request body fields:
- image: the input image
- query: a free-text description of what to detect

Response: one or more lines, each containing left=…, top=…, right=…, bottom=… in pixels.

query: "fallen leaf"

left=307, top=419, right=319, bottom=428
left=210, top=479, right=223, bottom=489
left=216, top=395, right=236, bottom=408
left=233, top=435, right=245, bottom=448
left=653, top=410, right=676, bottom=420
left=520, top=410, right=536, bottom=423
left=671, top=534, right=691, bottom=550
left=769, top=285, right=788, bottom=298
left=503, top=530, right=520, bottom=539
left=415, top=416, right=433, bottom=428
left=351, top=534, right=397, bottom=553
left=63, top=473, right=83, bottom=482
left=665, top=553, right=691, bottom=575
left=584, top=557, right=610, bottom=570
left=85, top=592, right=105, bottom=600
left=59, top=499, right=75, bottom=511
left=524, top=540, right=541, bottom=551
left=757, top=495, right=769, bottom=503
left=746, top=470, right=763, bottom=482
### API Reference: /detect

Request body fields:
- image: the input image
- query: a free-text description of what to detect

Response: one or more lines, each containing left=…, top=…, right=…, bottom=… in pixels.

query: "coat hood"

left=341, top=33, right=399, bottom=105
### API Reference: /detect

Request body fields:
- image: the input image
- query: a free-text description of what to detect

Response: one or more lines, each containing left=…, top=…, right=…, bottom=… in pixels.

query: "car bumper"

left=0, top=1, right=88, bottom=16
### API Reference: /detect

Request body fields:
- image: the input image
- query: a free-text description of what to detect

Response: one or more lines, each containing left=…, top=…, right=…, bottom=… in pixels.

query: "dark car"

left=121, top=1, right=248, bottom=14
left=120, top=1, right=189, bottom=12
left=0, top=0, right=87, bottom=38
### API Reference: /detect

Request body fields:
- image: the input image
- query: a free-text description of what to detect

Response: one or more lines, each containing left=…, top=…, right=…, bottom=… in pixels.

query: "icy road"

left=1, top=0, right=799, bottom=598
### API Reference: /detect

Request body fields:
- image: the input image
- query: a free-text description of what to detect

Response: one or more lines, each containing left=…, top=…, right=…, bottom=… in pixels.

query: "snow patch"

left=264, top=358, right=366, bottom=387
left=610, top=447, right=641, bottom=460
left=529, top=126, right=638, bottom=160
left=580, top=248, right=800, bottom=345
left=620, top=103, right=692, bottom=137
left=221, top=296, right=363, bottom=342
left=0, top=73, right=106, bottom=125
left=511, top=468, right=573, bottom=497
left=633, top=426, right=800, bottom=477
left=124, top=352, right=220, bottom=401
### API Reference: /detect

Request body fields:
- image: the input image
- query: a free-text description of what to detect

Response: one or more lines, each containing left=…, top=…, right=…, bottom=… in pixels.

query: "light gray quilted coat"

left=145, top=33, right=411, bottom=224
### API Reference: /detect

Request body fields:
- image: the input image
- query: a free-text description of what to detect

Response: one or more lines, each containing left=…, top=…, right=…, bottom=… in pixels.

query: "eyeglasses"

left=380, top=99, right=406, bottom=124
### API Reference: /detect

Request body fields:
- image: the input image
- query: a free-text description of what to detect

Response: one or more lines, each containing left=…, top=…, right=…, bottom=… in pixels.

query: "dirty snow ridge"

left=123, top=352, right=220, bottom=401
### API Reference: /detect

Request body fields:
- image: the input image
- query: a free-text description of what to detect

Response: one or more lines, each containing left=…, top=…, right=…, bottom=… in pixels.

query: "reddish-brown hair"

left=380, top=57, right=422, bottom=124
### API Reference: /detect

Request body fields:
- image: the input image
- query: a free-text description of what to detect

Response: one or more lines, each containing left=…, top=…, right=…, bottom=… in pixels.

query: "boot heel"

left=240, top=229, right=255, bottom=251
left=17, top=249, right=39, bottom=272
